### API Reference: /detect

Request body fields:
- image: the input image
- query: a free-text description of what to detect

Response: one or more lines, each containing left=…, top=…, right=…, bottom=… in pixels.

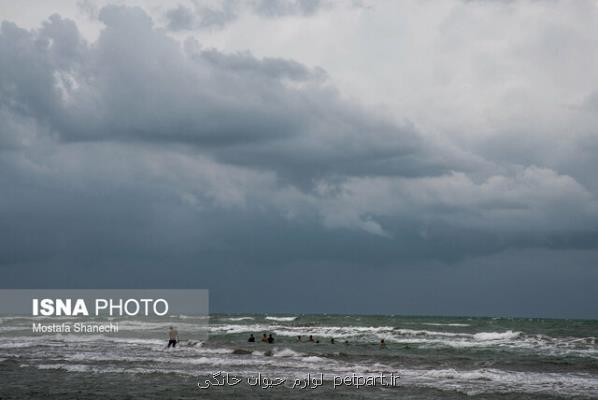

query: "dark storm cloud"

left=199, top=48, right=327, bottom=81
left=0, top=5, right=454, bottom=186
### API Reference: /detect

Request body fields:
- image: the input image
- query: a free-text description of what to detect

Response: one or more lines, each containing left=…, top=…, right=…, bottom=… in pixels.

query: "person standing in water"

left=248, top=334, right=255, bottom=342
left=168, top=326, right=178, bottom=348
left=261, top=333, right=268, bottom=342
left=267, top=333, right=274, bottom=344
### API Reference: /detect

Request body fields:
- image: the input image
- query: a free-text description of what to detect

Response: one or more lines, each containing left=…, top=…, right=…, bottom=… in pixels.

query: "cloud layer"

left=1, top=1, right=597, bottom=316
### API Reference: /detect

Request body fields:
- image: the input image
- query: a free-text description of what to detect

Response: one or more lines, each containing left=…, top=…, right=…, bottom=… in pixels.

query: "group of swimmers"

left=168, top=326, right=386, bottom=348
left=247, top=333, right=275, bottom=343
left=247, top=333, right=386, bottom=347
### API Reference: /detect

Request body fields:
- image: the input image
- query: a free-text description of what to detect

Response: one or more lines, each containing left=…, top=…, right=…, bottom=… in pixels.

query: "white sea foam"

left=300, top=356, right=326, bottom=363
left=394, top=328, right=467, bottom=338
left=112, top=320, right=206, bottom=332
left=473, top=330, right=521, bottom=341
left=0, top=326, right=27, bottom=332
left=0, top=316, right=35, bottom=321
left=211, top=324, right=467, bottom=339
left=401, top=367, right=598, bottom=397
left=31, top=363, right=201, bottom=376
left=225, top=317, right=255, bottom=321
left=192, top=347, right=231, bottom=354
left=37, top=363, right=92, bottom=373
left=0, top=340, right=63, bottom=349
left=271, top=348, right=303, bottom=357
left=265, top=316, right=297, bottom=322
left=172, top=315, right=208, bottom=320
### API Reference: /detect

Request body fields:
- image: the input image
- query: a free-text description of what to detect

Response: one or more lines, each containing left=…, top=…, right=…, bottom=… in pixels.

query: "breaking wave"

left=265, top=316, right=298, bottom=322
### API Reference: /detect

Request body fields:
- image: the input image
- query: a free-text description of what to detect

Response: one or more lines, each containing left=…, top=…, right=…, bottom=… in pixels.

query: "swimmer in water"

left=167, top=326, right=178, bottom=348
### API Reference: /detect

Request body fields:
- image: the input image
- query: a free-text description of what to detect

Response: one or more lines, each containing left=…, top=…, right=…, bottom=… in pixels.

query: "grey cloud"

left=199, top=48, right=327, bottom=82
left=0, top=4, right=597, bottom=277
left=582, top=90, right=598, bottom=112
left=164, top=5, right=195, bottom=30
left=76, top=0, right=100, bottom=20
left=1, top=6, right=451, bottom=185
left=252, top=0, right=323, bottom=17
left=164, top=1, right=237, bottom=31
left=163, top=0, right=330, bottom=31
left=2, top=141, right=593, bottom=269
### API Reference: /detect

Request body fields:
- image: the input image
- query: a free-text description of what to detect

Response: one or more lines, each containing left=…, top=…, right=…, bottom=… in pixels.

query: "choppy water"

left=1, top=314, right=597, bottom=399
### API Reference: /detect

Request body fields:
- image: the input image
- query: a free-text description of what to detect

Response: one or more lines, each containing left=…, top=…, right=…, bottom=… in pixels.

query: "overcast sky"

left=1, top=0, right=598, bottom=318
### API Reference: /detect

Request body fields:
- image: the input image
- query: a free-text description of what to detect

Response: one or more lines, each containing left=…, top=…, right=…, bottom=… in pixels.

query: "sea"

left=1, top=314, right=597, bottom=399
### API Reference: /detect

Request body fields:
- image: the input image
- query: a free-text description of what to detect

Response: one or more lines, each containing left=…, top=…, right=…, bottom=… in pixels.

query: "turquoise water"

left=1, top=314, right=597, bottom=399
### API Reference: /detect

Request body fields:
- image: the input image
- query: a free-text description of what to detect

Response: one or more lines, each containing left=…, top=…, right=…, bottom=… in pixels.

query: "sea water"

left=1, top=314, right=597, bottom=399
